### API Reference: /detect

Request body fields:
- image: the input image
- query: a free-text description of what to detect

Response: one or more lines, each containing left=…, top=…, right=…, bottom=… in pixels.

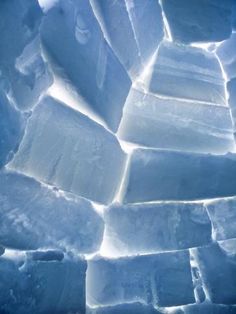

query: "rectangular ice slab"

left=217, top=33, right=236, bottom=80
left=194, top=241, right=236, bottom=304
left=0, top=92, right=26, bottom=168
left=40, top=0, right=131, bottom=132
left=91, top=0, right=163, bottom=78
left=103, top=202, right=211, bottom=256
left=0, top=170, right=104, bottom=253
left=0, top=253, right=86, bottom=314
left=10, top=96, right=126, bottom=204
left=88, top=302, right=161, bottom=314
left=123, top=149, right=236, bottom=203
left=205, top=197, right=236, bottom=241
left=148, top=41, right=226, bottom=106
left=87, top=251, right=194, bottom=307
left=161, top=0, right=234, bottom=43
left=118, top=88, right=234, bottom=153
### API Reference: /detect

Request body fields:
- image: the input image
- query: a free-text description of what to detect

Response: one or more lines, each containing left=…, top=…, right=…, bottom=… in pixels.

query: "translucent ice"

left=10, top=96, right=126, bottom=204
left=123, top=149, right=236, bottom=203
left=87, top=251, right=194, bottom=307
left=205, top=197, right=236, bottom=241
left=194, top=241, right=236, bottom=304
left=103, top=202, right=211, bottom=256
left=91, top=0, right=164, bottom=78
left=0, top=170, right=104, bottom=253
left=161, top=0, right=234, bottom=44
left=148, top=41, right=226, bottom=106
left=88, top=302, right=161, bottom=314
left=118, top=88, right=234, bottom=153
left=227, top=78, right=236, bottom=126
left=217, top=33, right=236, bottom=80
left=0, top=252, right=86, bottom=314
left=171, top=304, right=236, bottom=314
left=40, top=0, right=131, bottom=131
left=0, top=92, right=26, bottom=169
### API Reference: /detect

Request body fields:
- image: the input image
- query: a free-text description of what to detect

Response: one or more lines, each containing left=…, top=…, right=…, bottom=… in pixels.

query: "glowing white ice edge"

left=37, top=0, right=58, bottom=12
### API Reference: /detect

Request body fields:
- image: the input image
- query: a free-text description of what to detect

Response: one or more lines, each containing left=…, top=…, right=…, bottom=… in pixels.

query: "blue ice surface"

left=123, top=149, right=236, bottom=203
left=194, top=240, right=236, bottom=304
left=0, top=169, right=104, bottom=253
left=40, top=0, right=131, bottom=132
left=227, top=78, right=236, bottom=126
left=0, top=92, right=26, bottom=169
left=87, top=302, right=161, bottom=314
left=0, top=0, right=52, bottom=111
left=87, top=251, right=194, bottom=307
left=91, top=0, right=164, bottom=78
left=148, top=41, right=227, bottom=106
left=0, top=252, right=86, bottom=314
left=205, top=197, right=236, bottom=241
left=9, top=96, right=126, bottom=205
left=118, top=88, right=234, bottom=153
left=103, top=202, right=211, bottom=255
left=161, top=0, right=234, bottom=44
left=172, top=304, right=236, bottom=314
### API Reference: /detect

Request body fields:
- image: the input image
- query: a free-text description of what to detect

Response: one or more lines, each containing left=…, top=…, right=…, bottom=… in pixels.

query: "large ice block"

left=194, top=241, right=236, bottom=304
left=91, top=0, right=164, bottom=78
left=217, top=33, right=236, bottom=80
left=118, top=88, right=234, bottom=153
left=0, top=170, right=104, bottom=253
left=88, top=302, right=161, bottom=314
left=103, top=202, right=211, bottom=256
left=0, top=92, right=26, bottom=169
left=123, top=149, right=236, bottom=203
left=148, top=41, right=226, bottom=106
left=9, top=96, right=126, bottom=204
left=161, top=0, right=234, bottom=44
left=205, top=197, right=236, bottom=241
left=0, top=252, right=86, bottom=314
left=40, top=0, right=131, bottom=131
left=87, top=251, right=194, bottom=307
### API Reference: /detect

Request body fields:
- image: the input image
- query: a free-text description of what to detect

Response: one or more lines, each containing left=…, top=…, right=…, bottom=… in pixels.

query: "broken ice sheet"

left=0, top=170, right=104, bottom=253
left=148, top=41, right=227, bottom=106
left=205, top=197, right=236, bottom=241
left=161, top=0, right=234, bottom=44
left=9, top=96, right=126, bottom=204
left=0, top=91, right=26, bottom=169
left=0, top=252, right=86, bottom=314
left=102, top=202, right=211, bottom=256
left=87, top=302, right=161, bottom=314
left=118, top=88, right=234, bottom=153
left=193, top=240, right=236, bottom=304
left=123, top=149, right=236, bottom=203
left=40, top=0, right=131, bottom=132
left=87, top=251, right=194, bottom=308
left=91, top=0, right=164, bottom=78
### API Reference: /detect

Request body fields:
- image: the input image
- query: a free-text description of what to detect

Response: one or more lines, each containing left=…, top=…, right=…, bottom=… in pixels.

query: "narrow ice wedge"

left=148, top=41, right=227, bottom=106
left=9, top=97, right=126, bottom=204
left=123, top=149, right=236, bottom=203
left=87, top=251, right=194, bottom=307
left=40, top=0, right=131, bottom=131
left=0, top=170, right=104, bottom=253
left=118, top=88, right=234, bottom=153
left=103, top=202, right=212, bottom=256
left=0, top=252, right=86, bottom=314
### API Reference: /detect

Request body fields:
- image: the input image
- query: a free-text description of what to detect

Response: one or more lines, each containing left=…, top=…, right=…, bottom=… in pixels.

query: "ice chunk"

left=0, top=253, right=86, bottom=314
left=148, top=41, right=226, bottom=106
left=0, top=170, right=104, bottom=253
left=27, top=250, right=64, bottom=262
left=91, top=0, right=164, bottom=78
left=103, top=202, right=211, bottom=256
left=40, top=0, right=131, bottom=131
left=161, top=0, right=234, bottom=44
left=194, top=241, right=236, bottom=304
left=0, top=92, right=26, bottom=169
left=171, top=304, right=236, bottom=314
left=123, top=149, right=236, bottom=203
left=9, top=97, right=126, bottom=204
left=227, top=78, right=236, bottom=126
left=87, top=251, right=194, bottom=307
left=118, top=88, right=234, bottom=153
left=205, top=197, right=236, bottom=241
left=217, top=33, right=236, bottom=80
left=87, top=302, right=161, bottom=314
